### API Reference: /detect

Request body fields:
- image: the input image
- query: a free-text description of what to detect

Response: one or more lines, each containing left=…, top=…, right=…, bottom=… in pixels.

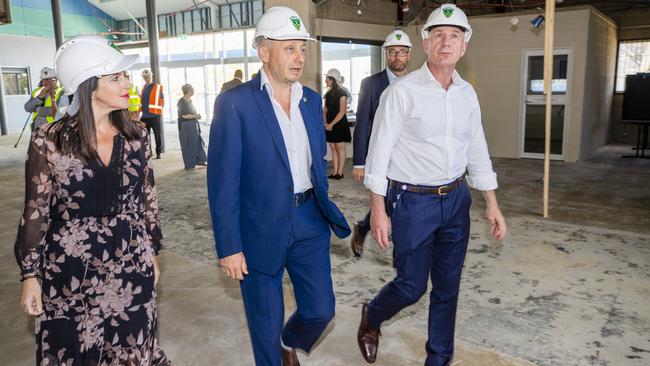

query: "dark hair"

left=326, top=76, right=340, bottom=91
left=50, top=76, right=143, bottom=161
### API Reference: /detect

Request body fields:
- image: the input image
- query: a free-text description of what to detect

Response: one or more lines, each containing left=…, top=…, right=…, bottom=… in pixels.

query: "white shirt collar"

left=419, top=62, right=463, bottom=89
left=260, top=67, right=303, bottom=100
left=385, top=68, right=398, bottom=84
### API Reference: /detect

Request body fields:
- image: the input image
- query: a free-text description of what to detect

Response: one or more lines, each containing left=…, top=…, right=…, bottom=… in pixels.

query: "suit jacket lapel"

left=251, top=76, right=291, bottom=172
left=380, top=69, right=390, bottom=89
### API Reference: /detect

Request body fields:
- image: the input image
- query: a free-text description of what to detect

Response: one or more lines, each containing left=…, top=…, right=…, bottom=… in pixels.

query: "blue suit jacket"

left=352, top=69, right=390, bottom=166
left=207, top=73, right=351, bottom=275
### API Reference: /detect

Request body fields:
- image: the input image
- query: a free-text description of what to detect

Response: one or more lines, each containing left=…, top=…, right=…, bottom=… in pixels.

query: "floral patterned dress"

left=15, top=122, right=170, bottom=365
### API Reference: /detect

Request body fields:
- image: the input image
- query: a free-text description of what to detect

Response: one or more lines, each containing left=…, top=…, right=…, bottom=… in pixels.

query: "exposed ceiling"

left=317, top=0, right=650, bottom=25
left=89, top=0, right=228, bottom=21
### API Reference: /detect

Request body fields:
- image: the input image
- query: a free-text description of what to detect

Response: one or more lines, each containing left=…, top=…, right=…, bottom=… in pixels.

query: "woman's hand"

left=325, top=123, right=333, bottom=131
left=20, top=277, right=43, bottom=316
left=152, top=256, right=160, bottom=287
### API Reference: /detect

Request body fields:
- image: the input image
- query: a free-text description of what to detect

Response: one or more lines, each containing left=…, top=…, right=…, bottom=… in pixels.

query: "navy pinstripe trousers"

left=367, top=180, right=472, bottom=366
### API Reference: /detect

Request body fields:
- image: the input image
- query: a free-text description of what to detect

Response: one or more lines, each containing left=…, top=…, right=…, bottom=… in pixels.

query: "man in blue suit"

left=207, top=7, right=350, bottom=366
left=350, top=30, right=412, bottom=257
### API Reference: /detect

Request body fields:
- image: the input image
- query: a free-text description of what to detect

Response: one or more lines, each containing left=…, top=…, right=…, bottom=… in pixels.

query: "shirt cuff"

left=364, top=173, right=388, bottom=196
left=466, top=172, right=498, bottom=191
left=353, top=165, right=365, bottom=169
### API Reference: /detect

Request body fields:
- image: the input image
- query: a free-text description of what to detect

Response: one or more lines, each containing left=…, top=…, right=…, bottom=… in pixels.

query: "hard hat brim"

left=252, top=35, right=317, bottom=49
left=108, top=54, right=140, bottom=77
left=62, top=54, right=140, bottom=95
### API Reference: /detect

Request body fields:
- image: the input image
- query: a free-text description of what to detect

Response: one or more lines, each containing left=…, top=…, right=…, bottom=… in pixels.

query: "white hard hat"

left=39, top=67, right=56, bottom=80
left=142, top=69, right=152, bottom=77
left=383, top=30, right=412, bottom=48
left=421, top=4, right=473, bottom=42
left=54, top=35, right=139, bottom=95
left=325, top=68, right=341, bottom=82
left=252, top=6, right=316, bottom=49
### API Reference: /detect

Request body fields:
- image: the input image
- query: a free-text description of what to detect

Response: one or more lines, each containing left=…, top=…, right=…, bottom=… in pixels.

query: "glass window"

left=222, top=63, right=245, bottom=91
left=2, top=68, right=30, bottom=95
left=168, top=34, right=205, bottom=61
left=246, top=28, right=256, bottom=57
left=321, top=41, right=381, bottom=114
left=246, top=61, right=262, bottom=81
left=166, top=68, right=186, bottom=121
left=223, top=30, right=245, bottom=58
left=615, top=39, right=650, bottom=92
left=526, top=55, right=568, bottom=95
left=185, top=67, right=207, bottom=122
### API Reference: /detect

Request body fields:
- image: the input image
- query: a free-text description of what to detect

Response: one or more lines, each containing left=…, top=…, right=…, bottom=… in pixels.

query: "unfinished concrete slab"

left=1, top=128, right=648, bottom=366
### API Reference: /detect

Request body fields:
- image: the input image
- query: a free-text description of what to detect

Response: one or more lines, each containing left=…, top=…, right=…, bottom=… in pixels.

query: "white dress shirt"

left=260, top=68, right=313, bottom=194
left=364, top=62, right=498, bottom=196
left=352, top=68, right=402, bottom=170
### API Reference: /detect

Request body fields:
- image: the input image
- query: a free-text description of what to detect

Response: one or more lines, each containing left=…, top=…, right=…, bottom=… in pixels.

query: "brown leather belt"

left=389, top=177, right=464, bottom=196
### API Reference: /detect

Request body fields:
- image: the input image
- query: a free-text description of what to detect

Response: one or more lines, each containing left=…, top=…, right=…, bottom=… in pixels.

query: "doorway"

left=519, top=49, right=571, bottom=160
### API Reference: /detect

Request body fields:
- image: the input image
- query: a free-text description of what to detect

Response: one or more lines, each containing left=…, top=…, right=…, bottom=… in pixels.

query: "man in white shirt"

left=356, top=5, right=506, bottom=365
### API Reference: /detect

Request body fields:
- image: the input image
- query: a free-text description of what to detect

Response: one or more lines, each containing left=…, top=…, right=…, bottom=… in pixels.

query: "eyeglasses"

left=386, top=49, right=410, bottom=57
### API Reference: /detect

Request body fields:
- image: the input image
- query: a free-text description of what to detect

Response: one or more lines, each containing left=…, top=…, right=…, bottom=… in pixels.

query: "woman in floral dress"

left=15, top=35, right=169, bottom=365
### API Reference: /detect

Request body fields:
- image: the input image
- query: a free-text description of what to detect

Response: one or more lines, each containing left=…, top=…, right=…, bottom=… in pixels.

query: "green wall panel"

left=0, top=5, right=116, bottom=37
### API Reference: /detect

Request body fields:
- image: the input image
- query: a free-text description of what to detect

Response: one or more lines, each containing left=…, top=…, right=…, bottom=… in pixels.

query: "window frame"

left=614, top=37, right=650, bottom=95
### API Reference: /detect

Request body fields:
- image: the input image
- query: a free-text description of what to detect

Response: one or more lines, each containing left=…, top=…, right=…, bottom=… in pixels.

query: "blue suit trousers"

left=367, top=181, right=472, bottom=366
left=239, top=196, right=335, bottom=366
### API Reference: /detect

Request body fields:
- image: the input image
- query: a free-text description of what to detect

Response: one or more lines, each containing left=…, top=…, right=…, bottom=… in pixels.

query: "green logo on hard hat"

left=443, top=7, right=454, bottom=18
left=109, top=42, right=123, bottom=54
left=290, top=16, right=301, bottom=31
left=395, top=33, right=402, bottom=40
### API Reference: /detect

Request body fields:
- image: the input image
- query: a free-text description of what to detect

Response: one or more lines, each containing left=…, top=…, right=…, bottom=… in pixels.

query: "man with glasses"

left=351, top=30, right=412, bottom=257
left=24, top=67, right=68, bottom=130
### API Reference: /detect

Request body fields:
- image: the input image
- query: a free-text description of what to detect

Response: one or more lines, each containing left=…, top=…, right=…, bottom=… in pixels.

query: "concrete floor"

left=1, top=124, right=649, bottom=366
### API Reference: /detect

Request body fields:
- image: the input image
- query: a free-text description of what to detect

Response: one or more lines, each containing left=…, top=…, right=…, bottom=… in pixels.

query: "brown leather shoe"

left=351, top=224, right=366, bottom=258
left=281, top=347, right=300, bottom=366
left=357, top=302, right=380, bottom=363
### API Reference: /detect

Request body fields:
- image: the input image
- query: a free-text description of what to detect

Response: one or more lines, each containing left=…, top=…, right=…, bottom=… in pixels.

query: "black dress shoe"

left=357, top=302, right=380, bottom=363
left=351, top=224, right=366, bottom=258
left=334, top=174, right=344, bottom=180
left=281, top=347, right=300, bottom=366
left=328, top=174, right=336, bottom=179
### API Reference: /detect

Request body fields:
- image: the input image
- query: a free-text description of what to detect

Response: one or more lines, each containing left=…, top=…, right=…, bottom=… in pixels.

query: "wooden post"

left=543, top=0, right=555, bottom=218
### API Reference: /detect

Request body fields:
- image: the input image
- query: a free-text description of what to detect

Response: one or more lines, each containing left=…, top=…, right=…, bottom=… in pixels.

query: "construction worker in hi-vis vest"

left=24, top=67, right=68, bottom=130
left=128, top=84, right=141, bottom=121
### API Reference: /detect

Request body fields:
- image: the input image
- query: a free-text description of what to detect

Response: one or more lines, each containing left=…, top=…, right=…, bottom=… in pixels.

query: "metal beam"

left=145, top=0, right=165, bottom=152
left=0, top=70, right=7, bottom=135
left=51, top=0, right=63, bottom=48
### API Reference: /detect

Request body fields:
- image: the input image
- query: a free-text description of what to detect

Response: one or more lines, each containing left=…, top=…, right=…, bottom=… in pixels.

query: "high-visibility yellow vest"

left=31, top=86, right=63, bottom=123
left=128, top=85, right=141, bottom=112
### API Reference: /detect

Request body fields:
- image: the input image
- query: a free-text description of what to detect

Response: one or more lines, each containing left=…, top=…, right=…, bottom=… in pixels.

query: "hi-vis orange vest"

left=143, top=83, right=164, bottom=115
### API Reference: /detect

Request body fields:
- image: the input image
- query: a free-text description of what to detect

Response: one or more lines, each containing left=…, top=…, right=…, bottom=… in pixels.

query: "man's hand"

left=481, top=190, right=506, bottom=240
left=37, top=86, right=49, bottom=98
left=486, top=205, right=506, bottom=240
left=352, top=167, right=365, bottom=182
left=219, top=252, right=248, bottom=280
left=152, top=256, right=160, bottom=287
left=370, top=193, right=391, bottom=249
left=20, top=277, right=43, bottom=316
